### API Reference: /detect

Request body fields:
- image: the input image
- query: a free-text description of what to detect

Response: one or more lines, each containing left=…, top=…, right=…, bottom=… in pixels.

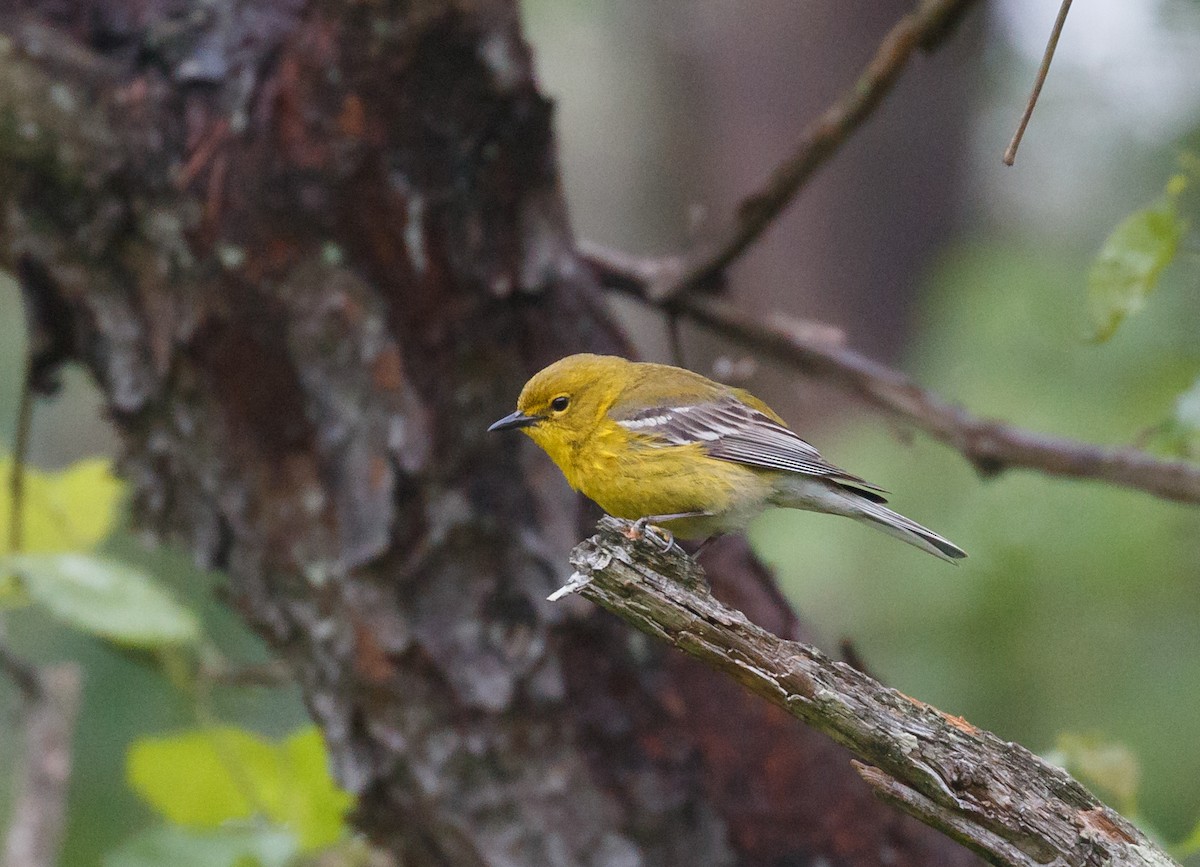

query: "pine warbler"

left=489, top=354, right=965, bottom=562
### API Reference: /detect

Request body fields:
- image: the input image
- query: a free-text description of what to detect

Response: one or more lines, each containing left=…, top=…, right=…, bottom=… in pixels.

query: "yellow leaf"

left=127, top=726, right=350, bottom=852
left=127, top=728, right=275, bottom=828
left=0, top=457, right=124, bottom=555
left=280, top=728, right=354, bottom=850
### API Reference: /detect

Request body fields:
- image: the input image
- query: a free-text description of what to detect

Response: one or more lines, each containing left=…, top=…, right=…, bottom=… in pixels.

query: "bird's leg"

left=625, top=512, right=710, bottom=556
left=628, top=517, right=676, bottom=554
left=691, top=534, right=723, bottom=560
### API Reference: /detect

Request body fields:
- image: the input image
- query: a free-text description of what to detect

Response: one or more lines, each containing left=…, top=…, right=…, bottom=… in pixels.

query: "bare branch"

left=559, top=518, right=1180, bottom=867
left=0, top=643, right=39, bottom=700
left=198, top=657, right=293, bottom=689
left=1, top=264, right=77, bottom=867
left=7, top=381, right=32, bottom=556
left=2, top=663, right=82, bottom=867
left=581, top=242, right=1200, bottom=505
left=1004, top=0, right=1074, bottom=166
left=649, top=0, right=980, bottom=301
left=7, top=333, right=37, bottom=559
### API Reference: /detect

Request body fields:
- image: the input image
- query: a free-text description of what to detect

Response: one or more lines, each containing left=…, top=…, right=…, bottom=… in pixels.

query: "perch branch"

left=581, top=242, right=1200, bottom=505
left=556, top=518, right=1180, bottom=867
left=2, top=663, right=81, bottom=867
left=1003, top=0, right=1073, bottom=166
left=648, top=0, right=980, bottom=301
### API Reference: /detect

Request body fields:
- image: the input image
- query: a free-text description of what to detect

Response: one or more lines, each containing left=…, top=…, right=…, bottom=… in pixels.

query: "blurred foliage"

left=6, top=552, right=201, bottom=647
left=127, top=727, right=351, bottom=852
left=0, top=457, right=122, bottom=557
left=105, top=825, right=299, bottom=867
left=1046, top=732, right=1141, bottom=817
left=1181, top=824, right=1200, bottom=861
left=1088, top=170, right=1188, bottom=342
left=0, top=449, right=349, bottom=863
left=1142, top=374, right=1200, bottom=459
left=751, top=239, right=1200, bottom=845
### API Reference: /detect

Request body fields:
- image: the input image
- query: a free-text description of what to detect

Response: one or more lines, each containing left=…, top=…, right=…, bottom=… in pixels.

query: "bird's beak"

left=487, top=410, right=543, bottom=432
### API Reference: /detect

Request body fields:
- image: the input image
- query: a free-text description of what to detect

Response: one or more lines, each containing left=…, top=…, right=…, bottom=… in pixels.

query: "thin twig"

left=666, top=314, right=686, bottom=368
left=7, top=363, right=34, bottom=556
left=1003, top=0, right=1073, bottom=166
left=2, top=664, right=82, bottom=867
left=198, top=657, right=293, bottom=688
left=650, top=0, right=980, bottom=301
left=0, top=642, right=40, bottom=700
left=2, top=263, right=77, bottom=867
left=581, top=242, right=1200, bottom=505
left=557, top=518, right=1180, bottom=867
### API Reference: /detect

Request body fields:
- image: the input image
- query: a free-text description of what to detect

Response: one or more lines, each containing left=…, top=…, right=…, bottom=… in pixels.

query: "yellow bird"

left=489, top=354, right=965, bottom=562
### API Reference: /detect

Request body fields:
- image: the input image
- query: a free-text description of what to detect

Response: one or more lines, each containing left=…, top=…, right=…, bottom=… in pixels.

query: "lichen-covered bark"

left=1, top=1, right=979, bottom=864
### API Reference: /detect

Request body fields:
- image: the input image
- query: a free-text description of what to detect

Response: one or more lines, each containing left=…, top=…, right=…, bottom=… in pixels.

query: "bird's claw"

left=626, top=517, right=681, bottom=555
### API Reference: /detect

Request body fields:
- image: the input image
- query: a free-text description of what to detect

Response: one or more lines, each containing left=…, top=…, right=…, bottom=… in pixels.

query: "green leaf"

left=4, top=553, right=200, bottom=647
left=1089, top=188, right=1187, bottom=342
left=103, top=825, right=297, bottom=867
left=0, top=457, right=124, bottom=555
left=127, top=726, right=351, bottom=852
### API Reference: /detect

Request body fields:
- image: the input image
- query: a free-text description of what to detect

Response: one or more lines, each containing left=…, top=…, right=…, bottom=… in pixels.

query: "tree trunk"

left=0, top=1, right=979, bottom=863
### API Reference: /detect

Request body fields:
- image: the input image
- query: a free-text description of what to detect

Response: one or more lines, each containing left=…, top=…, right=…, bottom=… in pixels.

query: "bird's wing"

left=613, top=395, right=886, bottom=494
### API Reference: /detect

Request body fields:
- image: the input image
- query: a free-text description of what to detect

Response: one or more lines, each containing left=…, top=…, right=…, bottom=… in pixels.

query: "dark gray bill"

left=487, top=410, right=542, bottom=432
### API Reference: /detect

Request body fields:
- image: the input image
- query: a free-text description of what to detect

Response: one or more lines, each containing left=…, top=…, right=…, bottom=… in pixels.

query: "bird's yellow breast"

left=553, top=422, right=774, bottom=538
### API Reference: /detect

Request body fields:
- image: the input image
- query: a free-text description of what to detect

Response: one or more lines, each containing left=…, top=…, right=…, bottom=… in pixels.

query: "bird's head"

left=488, top=354, right=632, bottom=458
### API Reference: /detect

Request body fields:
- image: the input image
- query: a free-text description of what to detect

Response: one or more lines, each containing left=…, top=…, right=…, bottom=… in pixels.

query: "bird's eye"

left=551, top=396, right=570, bottom=412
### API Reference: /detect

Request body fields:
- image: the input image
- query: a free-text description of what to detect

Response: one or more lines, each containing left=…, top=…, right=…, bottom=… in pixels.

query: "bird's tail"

left=848, top=496, right=966, bottom=563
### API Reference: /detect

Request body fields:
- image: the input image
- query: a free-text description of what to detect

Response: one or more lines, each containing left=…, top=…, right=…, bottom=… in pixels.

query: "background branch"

left=7, top=371, right=32, bottom=555
left=581, top=242, right=1200, bottom=505
left=0, top=641, right=40, bottom=701
left=1003, top=0, right=1073, bottom=166
left=561, top=518, right=1180, bottom=867
left=2, top=663, right=81, bottom=867
left=1, top=273, right=77, bottom=867
left=649, top=0, right=979, bottom=301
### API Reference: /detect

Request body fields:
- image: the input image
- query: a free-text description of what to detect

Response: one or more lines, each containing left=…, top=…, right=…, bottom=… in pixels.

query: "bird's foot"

left=625, top=516, right=682, bottom=556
